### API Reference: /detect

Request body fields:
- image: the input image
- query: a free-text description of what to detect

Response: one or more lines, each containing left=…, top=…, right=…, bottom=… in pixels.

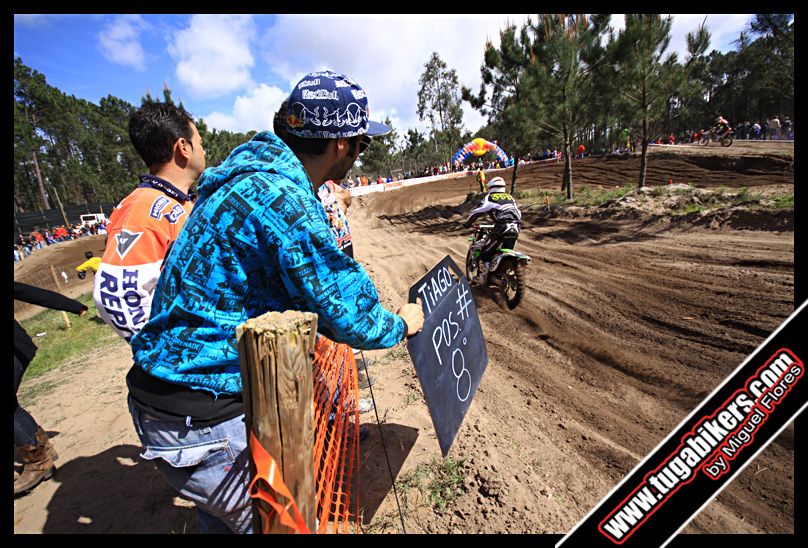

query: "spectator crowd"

left=660, top=115, right=794, bottom=147
left=14, top=222, right=107, bottom=263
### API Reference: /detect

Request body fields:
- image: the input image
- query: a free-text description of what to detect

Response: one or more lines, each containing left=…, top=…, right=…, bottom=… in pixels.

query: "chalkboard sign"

left=407, top=255, right=489, bottom=456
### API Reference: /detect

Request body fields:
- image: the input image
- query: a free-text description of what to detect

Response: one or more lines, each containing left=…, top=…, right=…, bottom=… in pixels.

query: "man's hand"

left=397, top=300, right=425, bottom=337
left=331, top=183, right=352, bottom=214
left=78, top=307, right=88, bottom=317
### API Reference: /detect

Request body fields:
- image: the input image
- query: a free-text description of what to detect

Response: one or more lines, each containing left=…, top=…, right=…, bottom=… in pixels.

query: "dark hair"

left=273, top=99, right=330, bottom=156
left=129, top=102, right=195, bottom=168
left=85, top=251, right=94, bottom=259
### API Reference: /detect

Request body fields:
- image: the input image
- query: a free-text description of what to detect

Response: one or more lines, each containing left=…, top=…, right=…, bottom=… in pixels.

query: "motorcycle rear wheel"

left=501, top=262, right=525, bottom=310
left=465, top=248, right=478, bottom=283
left=698, top=135, right=710, bottom=146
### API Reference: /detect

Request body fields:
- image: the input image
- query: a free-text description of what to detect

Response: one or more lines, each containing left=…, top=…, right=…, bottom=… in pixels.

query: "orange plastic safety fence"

left=311, top=336, right=360, bottom=534
left=249, top=430, right=310, bottom=534
left=249, top=335, right=360, bottom=534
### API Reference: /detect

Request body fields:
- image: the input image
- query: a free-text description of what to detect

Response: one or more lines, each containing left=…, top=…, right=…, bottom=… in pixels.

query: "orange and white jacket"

left=94, top=176, right=192, bottom=342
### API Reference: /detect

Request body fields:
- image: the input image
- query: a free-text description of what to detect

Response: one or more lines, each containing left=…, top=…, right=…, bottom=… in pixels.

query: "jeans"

left=128, top=397, right=253, bottom=533
left=14, top=352, right=40, bottom=447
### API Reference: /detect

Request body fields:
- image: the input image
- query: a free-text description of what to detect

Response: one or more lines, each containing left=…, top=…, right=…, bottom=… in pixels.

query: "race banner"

left=557, top=299, right=807, bottom=547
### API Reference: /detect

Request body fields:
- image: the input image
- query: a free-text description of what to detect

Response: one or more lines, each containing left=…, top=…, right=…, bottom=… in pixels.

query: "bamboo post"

left=49, top=265, right=71, bottom=330
left=237, top=310, right=318, bottom=534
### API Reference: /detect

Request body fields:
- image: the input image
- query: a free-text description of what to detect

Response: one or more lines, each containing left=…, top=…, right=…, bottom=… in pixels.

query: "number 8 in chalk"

left=452, top=348, right=471, bottom=402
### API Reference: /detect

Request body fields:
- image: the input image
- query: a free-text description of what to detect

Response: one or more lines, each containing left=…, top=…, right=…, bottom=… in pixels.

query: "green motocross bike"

left=465, top=224, right=531, bottom=310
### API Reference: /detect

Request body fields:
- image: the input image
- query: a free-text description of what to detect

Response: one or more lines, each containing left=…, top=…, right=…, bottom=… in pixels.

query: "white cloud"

left=261, top=14, right=529, bottom=135
left=679, top=14, right=753, bottom=52
left=203, top=14, right=751, bottom=141
left=203, top=83, right=288, bottom=133
left=14, top=14, right=50, bottom=27
left=97, top=15, right=150, bottom=71
left=610, top=14, right=753, bottom=59
left=169, top=14, right=257, bottom=99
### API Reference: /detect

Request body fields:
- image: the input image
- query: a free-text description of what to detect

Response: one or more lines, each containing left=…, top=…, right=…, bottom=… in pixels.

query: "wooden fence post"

left=49, top=264, right=71, bottom=330
left=237, top=310, right=318, bottom=534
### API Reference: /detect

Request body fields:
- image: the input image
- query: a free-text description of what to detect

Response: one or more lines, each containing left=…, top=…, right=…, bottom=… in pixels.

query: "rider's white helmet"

left=487, top=176, right=506, bottom=192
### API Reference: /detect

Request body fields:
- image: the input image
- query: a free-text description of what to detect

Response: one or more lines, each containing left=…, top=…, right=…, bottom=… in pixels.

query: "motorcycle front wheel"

left=721, top=135, right=733, bottom=147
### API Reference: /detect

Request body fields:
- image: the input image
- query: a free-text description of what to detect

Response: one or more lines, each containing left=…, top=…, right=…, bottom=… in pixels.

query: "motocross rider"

left=463, top=176, right=522, bottom=285
left=714, top=115, right=730, bottom=136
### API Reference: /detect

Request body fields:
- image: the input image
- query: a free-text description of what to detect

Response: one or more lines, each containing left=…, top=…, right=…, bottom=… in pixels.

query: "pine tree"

left=607, top=14, right=677, bottom=188
left=417, top=52, right=465, bottom=163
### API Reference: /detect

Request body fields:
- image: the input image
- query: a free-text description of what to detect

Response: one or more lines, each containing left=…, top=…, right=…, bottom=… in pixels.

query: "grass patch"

left=766, top=194, right=794, bottom=209
left=380, top=345, right=410, bottom=364
left=511, top=189, right=536, bottom=201
left=397, top=456, right=467, bottom=510
left=669, top=198, right=704, bottom=215
left=733, top=187, right=751, bottom=204
left=404, top=389, right=422, bottom=406
left=515, top=185, right=634, bottom=208
left=671, top=187, right=697, bottom=198
left=515, top=183, right=792, bottom=215
left=19, top=379, right=60, bottom=405
left=572, top=185, right=634, bottom=207
left=660, top=186, right=793, bottom=215
left=19, top=291, right=121, bottom=381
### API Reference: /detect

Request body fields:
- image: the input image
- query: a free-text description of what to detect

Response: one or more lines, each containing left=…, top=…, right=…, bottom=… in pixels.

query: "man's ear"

left=335, top=137, right=351, bottom=157
left=175, top=138, right=193, bottom=161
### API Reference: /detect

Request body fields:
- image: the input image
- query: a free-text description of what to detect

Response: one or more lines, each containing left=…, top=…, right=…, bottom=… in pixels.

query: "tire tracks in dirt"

left=349, top=161, right=793, bottom=534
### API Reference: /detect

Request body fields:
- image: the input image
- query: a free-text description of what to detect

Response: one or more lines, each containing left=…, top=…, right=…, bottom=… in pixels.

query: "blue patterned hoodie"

left=130, top=131, right=405, bottom=396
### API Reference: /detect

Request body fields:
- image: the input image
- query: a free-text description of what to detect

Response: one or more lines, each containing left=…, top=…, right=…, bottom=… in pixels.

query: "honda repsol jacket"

left=130, top=131, right=406, bottom=397
left=94, top=175, right=192, bottom=342
left=464, top=191, right=522, bottom=234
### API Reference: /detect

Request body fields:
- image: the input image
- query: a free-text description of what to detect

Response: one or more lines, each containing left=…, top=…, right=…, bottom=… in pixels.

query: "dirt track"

left=13, top=142, right=795, bottom=535
left=350, top=143, right=795, bottom=534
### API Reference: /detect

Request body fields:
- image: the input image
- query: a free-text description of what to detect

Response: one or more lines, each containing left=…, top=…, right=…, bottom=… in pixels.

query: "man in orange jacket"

left=94, top=102, right=205, bottom=342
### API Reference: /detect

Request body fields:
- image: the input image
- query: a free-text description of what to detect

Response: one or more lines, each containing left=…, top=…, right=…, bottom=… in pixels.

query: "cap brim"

left=366, top=120, right=391, bottom=137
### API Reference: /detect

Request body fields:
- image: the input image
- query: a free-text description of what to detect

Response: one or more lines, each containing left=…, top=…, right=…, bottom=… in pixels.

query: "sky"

left=14, top=14, right=754, bottom=142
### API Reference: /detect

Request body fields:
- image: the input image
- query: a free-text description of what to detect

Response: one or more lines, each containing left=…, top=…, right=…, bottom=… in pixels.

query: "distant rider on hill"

left=714, top=115, right=730, bottom=136
left=75, top=251, right=101, bottom=279
left=463, top=176, right=522, bottom=285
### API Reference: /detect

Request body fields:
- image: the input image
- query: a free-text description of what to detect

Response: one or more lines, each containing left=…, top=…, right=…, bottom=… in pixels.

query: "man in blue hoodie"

left=125, top=71, right=423, bottom=533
